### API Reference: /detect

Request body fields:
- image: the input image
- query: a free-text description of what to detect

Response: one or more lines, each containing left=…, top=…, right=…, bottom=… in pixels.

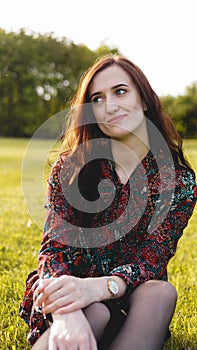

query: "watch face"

left=109, top=279, right=119, bottom=296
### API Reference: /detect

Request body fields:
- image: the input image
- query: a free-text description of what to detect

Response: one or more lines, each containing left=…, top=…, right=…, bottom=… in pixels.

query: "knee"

left=84, top=302, right=111, bottom=325
left=129, top=280, right=178, bottom=309
left=148, top=281, right=178, bottom=321
left=94, top=302, right=111, bottom=325
left=150, top=281, right=178, bottom=308
left=163, top=282, right=178, bottom=303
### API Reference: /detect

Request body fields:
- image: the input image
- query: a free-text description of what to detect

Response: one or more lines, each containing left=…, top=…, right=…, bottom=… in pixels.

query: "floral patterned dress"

left=19, top=150, right=197, bottom=345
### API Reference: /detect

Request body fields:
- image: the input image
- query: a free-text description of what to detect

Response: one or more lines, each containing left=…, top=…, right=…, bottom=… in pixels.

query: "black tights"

left=32, top=280, right=177, bottom=350
left=86, top=280, right=177, bottom=350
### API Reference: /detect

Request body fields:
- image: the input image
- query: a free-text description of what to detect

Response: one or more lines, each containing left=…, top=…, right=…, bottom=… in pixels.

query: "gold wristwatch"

left=107, top=278, right=119, bottom=298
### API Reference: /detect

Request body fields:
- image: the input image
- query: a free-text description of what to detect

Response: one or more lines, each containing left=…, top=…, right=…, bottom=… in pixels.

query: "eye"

left=116, top=88, right=126, bottom=96
left=91, top=95, right=104, bottom=104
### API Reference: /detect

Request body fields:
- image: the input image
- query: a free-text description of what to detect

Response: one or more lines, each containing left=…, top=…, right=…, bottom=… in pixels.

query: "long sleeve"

left=37, top=157, right=78, bottom=278
left=37, top=155, right=98, bottom=279
left=109, top=168, right=197, bottom=292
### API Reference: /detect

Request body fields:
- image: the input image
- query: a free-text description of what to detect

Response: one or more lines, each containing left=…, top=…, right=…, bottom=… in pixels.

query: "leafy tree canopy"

left=0, top=28, right=119, bottom=137
left=0, top=28, right=196, bottom=138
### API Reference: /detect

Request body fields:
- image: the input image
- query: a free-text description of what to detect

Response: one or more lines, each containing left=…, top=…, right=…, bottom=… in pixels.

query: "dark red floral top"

left=19, top=150, right=197, bottom=345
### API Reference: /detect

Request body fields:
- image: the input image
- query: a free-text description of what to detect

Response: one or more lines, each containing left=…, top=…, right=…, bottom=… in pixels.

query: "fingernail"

left=35, top=306, right=42, bottom=313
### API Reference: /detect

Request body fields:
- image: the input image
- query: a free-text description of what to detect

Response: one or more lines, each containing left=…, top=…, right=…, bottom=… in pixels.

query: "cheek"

left=92, top=107, right=104, bottom=123
left=96, top=123, right=109, bottom=135
left=126, top=94, right=143, bottom=112
left=130, top=112, right=145, bottom=125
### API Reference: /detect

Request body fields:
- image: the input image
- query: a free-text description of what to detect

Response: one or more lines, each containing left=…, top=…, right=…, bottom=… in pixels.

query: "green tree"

left=161, top=83, right=197, bottom=138
left=0, top=29, right=119, bottom=137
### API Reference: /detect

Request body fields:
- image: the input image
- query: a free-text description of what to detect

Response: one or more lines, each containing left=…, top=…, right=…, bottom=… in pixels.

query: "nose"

left=106, top=101, right=119, bottom=114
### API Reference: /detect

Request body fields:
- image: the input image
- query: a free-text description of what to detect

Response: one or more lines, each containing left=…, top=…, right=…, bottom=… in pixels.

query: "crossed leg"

left=32, top=280, right=177, bottom=350
left=107, top=280, right=177, bottom=350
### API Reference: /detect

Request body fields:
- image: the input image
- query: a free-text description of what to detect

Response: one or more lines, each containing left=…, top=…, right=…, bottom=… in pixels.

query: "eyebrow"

left=89, top=83, right=129, bottom=100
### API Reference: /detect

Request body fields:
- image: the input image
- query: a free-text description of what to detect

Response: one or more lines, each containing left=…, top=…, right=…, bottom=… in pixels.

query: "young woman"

left=19, top=54, right=197, bottom=350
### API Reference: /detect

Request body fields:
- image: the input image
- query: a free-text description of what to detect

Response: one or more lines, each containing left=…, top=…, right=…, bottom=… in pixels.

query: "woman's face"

left=89, top=64, right=146, bottom=140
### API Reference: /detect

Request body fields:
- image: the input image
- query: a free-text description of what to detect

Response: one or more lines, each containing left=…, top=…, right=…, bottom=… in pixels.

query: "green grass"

left=0, top=138, right=196, bottom=350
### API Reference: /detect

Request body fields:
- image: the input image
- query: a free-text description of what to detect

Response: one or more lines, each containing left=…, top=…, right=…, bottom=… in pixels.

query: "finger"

left=55, top=334, right=79, bottom=350
left=36, top=288, right=61, bottom=308
left=56, top=340, right=69, bottom=350
left=40, top=277, right=66, bottom=297
left=89, top=333, right=98, bottom=350
left=35, top=279, right=62, bottom=306
left=79, top=335, right=91, bottom=350
left=34, top=278, right=54, bottom=302
left=43, top=295, right=75, bottom=314
left=53, top=301, right=82, bottom=314
left=44, top=287, right=64, bottom=305
left=48, top=335, right=58, bottom=350
left=43, top=285, right=82, bottom=313
left=37, top=278, right=54, bottom=292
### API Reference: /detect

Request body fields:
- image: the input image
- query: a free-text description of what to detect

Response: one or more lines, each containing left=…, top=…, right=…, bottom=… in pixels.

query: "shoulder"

left=48, top=151, right=75, bottom=189
left=175, top=165, right=196, bottom=196
left=50, top=151, right=72, bottom=175
left=171, top=165, right=197, bottom=211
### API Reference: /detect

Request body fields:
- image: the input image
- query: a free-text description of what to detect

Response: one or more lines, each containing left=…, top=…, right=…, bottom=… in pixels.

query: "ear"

left=143, top=102, right=147, bottom=111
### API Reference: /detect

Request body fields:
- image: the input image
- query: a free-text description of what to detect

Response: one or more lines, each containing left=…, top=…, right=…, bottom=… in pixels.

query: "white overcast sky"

left=1, top=0, right=197, bottom=96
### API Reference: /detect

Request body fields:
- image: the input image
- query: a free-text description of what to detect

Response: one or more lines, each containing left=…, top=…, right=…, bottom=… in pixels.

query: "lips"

left=108, top=114, right=126, bottom=124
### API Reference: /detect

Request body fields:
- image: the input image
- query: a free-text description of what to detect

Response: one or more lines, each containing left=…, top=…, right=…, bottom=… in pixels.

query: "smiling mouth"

left=108, top=114, right=126, bottom=124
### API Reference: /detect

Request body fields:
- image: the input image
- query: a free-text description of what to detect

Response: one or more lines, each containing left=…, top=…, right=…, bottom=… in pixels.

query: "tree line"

left=0, top=29, right=196, bottom=138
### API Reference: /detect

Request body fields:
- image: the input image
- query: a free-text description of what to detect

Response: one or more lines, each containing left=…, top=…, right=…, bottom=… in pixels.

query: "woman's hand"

left=34, top=275, right=126, bottom=315
left=34, top=275, right=98, bottom=314
left=49, top=310, right=97, bottom=350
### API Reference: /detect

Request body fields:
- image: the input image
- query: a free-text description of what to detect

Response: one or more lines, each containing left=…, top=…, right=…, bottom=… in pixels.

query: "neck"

left=112, top=123, right=150, bottom=162
left=111, top=125, right=150, bottom=184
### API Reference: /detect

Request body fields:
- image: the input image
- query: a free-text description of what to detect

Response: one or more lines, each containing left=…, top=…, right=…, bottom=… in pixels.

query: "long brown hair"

left=60, top=54, right=194, bottom=183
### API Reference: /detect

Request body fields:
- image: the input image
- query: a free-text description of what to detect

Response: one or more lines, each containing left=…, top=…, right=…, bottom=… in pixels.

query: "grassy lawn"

left=0, top=137, right=196, bottom=349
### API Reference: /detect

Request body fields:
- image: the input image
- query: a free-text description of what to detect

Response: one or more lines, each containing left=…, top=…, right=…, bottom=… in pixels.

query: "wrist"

left=52, top=309, right=83, bottom=321
left=84, top=276, right=127, bottom=302
left=105, top=276, right=127, bottom=299
left=52, top=312, right=66, bottom=322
